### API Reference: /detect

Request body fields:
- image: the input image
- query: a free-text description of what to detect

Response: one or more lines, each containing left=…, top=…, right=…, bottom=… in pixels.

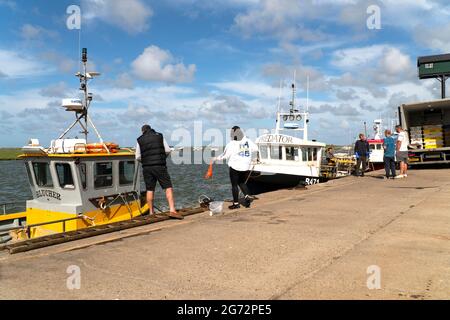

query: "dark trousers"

left=229, top=167, right=250, bottom=203
left=384, top=156, right=396, bottom=178
left=356, top=156, right=367, bottom=176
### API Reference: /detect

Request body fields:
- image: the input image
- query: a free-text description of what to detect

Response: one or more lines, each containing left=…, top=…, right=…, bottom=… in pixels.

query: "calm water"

left=0, top=154, right=231, bottom=213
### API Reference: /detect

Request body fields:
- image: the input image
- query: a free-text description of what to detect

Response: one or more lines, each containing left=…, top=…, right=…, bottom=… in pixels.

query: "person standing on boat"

left=136, top=124, right=183, bottom=219
left=214, top=126, right=258, bottom=210
left=354, top=133, right=370, bottom=177
left=395, top=125, right=409, bottom=179
left=326, top=146, right=335, bottom=164
left=383, top=129, right=396, bottom=179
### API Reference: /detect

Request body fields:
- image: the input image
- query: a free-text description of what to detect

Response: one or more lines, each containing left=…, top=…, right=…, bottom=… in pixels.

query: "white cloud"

left=379, top=47, right=411, bottom=75
left=331, top=45, right=413, bottom=84
left=0, top=89, right=58, bottom=113
left=112, top=73, right=134, bottom=89
left=39, top=51, right=78, bottom=74
left=415, top=22, right=450, bottom=52
left=210, top=81, right=282, bottom=99
left=233, top=0, right=327, bottom=42
left=131, top=45, right=196, bottom=83
left=20, top=24, right=58, bottom=41
left=332, top=45, right=386, bottom=69
left=21, top=24, right=41, bottom=39
left=39, top=82, right=73, bottom=98
left=82, top=0, right=153, bottom=34
left=0, top=49, right=51, bottom=78
left=0, top=0, right=15, bottom=9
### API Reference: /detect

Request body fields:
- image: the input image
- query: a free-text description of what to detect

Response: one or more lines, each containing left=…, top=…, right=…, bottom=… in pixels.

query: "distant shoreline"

left=0, top=148, right=21, bottom=161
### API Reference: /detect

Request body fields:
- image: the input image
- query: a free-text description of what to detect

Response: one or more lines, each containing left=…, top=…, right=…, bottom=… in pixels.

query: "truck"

left=398, top=98, right=450, bottom=165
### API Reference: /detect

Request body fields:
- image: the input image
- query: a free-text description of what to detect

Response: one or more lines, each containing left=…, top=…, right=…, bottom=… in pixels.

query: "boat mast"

left=290, top=70, right=296, bottom=113
left=57, top=48, right=110, bottom=153
left=306, top=75, right=309, bottom=112
left=81, top=48, right=89, bottom=142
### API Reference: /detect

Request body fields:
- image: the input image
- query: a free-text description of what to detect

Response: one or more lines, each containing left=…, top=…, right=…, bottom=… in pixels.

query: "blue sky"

left=0, top=0, right=449, bottom=147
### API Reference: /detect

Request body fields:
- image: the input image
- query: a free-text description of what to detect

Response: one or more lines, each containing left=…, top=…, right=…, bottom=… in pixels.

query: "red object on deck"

left=204, top=161, right=213, bottom=179
left=368, top=139, right=384, bottom=144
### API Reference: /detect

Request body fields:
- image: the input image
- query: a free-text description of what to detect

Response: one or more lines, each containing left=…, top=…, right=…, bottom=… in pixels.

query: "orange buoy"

left=204, top=160, right=213, bottom=179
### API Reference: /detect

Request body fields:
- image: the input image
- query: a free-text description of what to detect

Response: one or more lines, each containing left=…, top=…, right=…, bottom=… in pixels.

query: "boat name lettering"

left=261, top=135, right=293, bottom=144
left=36, top=190, right=61, bottom=200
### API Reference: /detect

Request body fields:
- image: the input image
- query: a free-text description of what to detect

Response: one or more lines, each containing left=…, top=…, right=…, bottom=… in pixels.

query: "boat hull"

left=246, top=171, right=327, bottom=195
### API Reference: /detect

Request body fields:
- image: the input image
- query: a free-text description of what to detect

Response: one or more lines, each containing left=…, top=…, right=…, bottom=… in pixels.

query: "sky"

left=0, top=0, right=449, bottom=147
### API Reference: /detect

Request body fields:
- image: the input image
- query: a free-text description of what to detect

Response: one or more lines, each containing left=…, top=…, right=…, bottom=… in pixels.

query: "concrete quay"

left=0, top=169, right=449, bottom=299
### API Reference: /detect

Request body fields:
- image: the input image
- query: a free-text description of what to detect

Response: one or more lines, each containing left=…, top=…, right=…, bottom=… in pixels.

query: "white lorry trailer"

left=399, top=98, right=450, bottom=165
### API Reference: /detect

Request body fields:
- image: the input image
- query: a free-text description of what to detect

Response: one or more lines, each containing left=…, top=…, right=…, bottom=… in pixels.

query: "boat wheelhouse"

left=11, top=147, right=145, bottom=240
left=247, top=82, right=326, bottom=194
left=368, top=119, right=389, bottom=169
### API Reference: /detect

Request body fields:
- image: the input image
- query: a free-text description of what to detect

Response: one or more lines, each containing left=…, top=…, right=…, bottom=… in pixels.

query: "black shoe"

left=228, top=203, right=240, bottom=210
left=243, top=196, right=252, bottom=208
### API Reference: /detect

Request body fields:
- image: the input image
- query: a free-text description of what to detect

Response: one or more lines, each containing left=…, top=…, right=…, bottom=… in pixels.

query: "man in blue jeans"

left=383, top=129, right=396, bottom=179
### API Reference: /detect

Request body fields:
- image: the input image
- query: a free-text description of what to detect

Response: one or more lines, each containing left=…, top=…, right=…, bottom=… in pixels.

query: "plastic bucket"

left=209, top=201, right=224, bottom=215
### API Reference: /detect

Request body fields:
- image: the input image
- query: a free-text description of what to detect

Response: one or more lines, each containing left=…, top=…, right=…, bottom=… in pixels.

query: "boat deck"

left=1, top=169, right=449, bottom=299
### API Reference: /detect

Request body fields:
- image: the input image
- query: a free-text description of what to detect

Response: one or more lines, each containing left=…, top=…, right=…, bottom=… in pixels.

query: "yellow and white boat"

left=0, top=48, right=148, bottom=244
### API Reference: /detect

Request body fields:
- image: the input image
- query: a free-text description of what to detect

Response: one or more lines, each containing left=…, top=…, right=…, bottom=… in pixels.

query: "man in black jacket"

left=354, top=133, right=370, bottom=177
left=136, top=124, right=183, bottom=219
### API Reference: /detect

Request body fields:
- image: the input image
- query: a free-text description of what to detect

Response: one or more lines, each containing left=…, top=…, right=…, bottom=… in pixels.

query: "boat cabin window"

left=286, top=147, right=299, bottom=161
left=270, top=145, right=283, bottom=160
left=312, top=148, right=318, bottom=161
left=94, top=162, right=113, bottom=189
left=259, top=145, right=268, bottom=159
left=370, top=144, right=381, bottom=150
left=370, top=144, right=382, bottom=150
left=78, top=163, right=87, bottom=190
left=302, top=148, right=318, bottom=162
left=119, top=161, right=135, bottom=185
left=24, top=162, right=34, bottom=185
left=55, top=163, right=75, bottom=189
left=32, top=162, right=53, bottom=187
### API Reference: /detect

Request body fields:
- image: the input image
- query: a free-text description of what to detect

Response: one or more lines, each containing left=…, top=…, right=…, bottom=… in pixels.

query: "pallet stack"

left=423, top=124, right=444, bottom=149
left=409, top=126, right=423, bottom=147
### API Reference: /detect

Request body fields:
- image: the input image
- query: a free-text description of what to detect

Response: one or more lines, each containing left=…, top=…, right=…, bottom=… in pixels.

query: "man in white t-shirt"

left=395, top=125, right=409, bottom=179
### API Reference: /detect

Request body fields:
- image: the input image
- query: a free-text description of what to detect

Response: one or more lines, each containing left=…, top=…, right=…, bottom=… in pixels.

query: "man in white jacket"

left=214, top=126, right=258, bottom=210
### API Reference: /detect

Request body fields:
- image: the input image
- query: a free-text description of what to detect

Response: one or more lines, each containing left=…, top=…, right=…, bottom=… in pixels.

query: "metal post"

left=86, top=115, right=110, bottom=154
left=441, top=75, right=446, bottom=99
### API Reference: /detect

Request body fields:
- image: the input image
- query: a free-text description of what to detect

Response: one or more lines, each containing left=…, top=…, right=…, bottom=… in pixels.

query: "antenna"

left=277, top=79, right=282, bottom=113
left=306, top=74, right=310, bottom=112
left=290, top=70, right=296, bottom=113
left=58, top=48, right=109, bottom=152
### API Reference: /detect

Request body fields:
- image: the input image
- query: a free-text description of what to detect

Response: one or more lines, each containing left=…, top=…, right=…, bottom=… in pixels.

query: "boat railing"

left=2, top=215, right=93, bottom=239
left=1, top=201, right=27, bottom=215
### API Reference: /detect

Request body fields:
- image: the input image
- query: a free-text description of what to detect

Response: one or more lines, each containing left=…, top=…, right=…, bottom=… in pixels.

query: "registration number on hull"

left=305, top=178, right=320, bottom=185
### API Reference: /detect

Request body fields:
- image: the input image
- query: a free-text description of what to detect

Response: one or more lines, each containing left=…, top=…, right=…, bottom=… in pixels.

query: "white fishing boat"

left=246, top=82, right=327, bottom=194
left=368, top=119, right=385, bottom=170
